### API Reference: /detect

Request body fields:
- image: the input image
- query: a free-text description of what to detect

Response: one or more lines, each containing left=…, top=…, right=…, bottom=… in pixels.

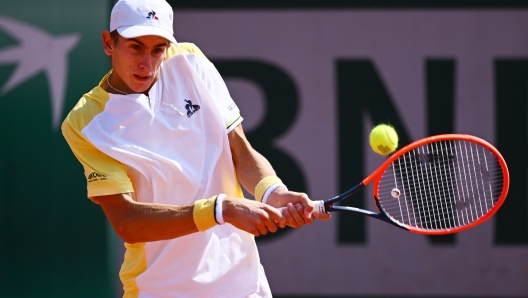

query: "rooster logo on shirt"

left=184, top=99, right=200, bottom=117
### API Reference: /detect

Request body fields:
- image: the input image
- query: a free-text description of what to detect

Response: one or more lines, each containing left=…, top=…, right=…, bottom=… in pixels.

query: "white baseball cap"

left=110, top=0, right=177, bottom=45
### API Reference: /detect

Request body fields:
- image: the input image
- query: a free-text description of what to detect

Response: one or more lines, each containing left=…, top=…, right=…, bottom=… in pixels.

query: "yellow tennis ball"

left=369, top=124, right=398, bottom=155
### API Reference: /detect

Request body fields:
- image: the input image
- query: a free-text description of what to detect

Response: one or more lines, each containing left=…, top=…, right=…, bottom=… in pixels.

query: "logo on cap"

left=146, top=10, right=159, bottom=20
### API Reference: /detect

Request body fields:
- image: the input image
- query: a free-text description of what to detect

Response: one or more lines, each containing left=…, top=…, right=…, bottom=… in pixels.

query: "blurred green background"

left=0, top=0, right=113, bottom=296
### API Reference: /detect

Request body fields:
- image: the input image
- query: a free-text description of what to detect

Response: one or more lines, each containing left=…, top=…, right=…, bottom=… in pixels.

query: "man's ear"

left=102, top=31, right=114, bottom=56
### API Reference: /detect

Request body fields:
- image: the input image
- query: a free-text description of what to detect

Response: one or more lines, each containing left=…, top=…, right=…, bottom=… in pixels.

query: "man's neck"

left=101, top=71, right=159, bottom=96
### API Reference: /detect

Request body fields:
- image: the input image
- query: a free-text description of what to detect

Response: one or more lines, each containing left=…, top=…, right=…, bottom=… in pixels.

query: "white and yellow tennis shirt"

left=62, top=44, right=265, bottom=298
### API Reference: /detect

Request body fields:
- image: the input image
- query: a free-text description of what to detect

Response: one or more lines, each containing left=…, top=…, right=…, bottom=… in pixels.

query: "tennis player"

left=62, top=0, right=329, bottom=297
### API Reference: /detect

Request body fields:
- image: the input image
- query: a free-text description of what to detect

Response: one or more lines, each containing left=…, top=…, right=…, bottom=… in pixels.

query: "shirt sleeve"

left=195, top=55, right=244, bottom=132
left=169, top=43, right=243, bottom=132
left=62, top=92, right=135, bottom=199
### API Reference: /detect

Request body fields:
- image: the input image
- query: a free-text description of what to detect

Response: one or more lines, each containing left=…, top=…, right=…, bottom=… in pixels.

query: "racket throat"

left=329, top=204, right=409, bottom=231
left=373, top=199, right=408, bottom=231
left=327, top=183, right=365, bottom=205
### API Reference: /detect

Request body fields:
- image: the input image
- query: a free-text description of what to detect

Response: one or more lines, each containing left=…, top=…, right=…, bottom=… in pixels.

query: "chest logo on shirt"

left=184, top=99, right=200, bottom=117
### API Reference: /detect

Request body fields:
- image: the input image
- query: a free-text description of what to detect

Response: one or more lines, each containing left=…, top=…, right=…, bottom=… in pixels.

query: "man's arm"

left=92, top=192, right=287, bottom=244
left=228, top=124, right=331, bottom=227
left=92, top=193, right=195, bottom=243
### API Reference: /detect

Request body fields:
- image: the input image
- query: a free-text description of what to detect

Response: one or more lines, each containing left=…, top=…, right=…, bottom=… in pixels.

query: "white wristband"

left=262, top=183, right=288, bottom=205
left=215, top=194, right=226, bottom=225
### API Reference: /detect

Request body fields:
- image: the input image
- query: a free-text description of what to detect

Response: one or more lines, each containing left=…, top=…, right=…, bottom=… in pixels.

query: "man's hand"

left=266, top=187, right=331, bottom=228
left=222, top=197, right=287, bottom=237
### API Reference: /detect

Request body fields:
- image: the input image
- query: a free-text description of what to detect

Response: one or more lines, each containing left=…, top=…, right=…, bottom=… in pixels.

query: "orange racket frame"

left=312, top=134, right=509, bottom=235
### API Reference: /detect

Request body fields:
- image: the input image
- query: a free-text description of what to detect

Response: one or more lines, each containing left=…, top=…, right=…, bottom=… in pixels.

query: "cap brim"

left=117, top=25, right=177, bottom=45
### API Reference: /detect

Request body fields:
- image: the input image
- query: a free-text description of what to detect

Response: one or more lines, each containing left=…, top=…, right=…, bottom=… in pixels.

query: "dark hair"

left=110, top=30, right=120, bottom=44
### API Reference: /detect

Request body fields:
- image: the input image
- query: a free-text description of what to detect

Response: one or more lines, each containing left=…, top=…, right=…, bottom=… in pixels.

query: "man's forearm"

left=93, top=191, right=287, bottom=242
left=234, top=146, right=277, bottom=196
left=93, top=193, right=198, bottom=243
left=228, top=124, right=277, bottom=197
left=227, top=124, right=329, bottom=226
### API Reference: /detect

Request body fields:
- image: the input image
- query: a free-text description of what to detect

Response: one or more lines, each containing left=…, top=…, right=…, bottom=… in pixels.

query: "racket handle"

left=277, top=200, right=326, bottom=214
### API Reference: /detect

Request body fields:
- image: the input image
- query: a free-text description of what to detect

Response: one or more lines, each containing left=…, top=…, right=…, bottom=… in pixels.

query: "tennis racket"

left=308, top=134, right=509, bottom=235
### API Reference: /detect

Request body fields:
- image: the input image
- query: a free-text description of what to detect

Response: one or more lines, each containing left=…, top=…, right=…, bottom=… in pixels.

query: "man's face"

left=104, top=32, right=170, bottom=94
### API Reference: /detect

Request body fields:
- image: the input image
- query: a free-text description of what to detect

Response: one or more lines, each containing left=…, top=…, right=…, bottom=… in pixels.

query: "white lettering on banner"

left=174, top=11, right=528, bottom=296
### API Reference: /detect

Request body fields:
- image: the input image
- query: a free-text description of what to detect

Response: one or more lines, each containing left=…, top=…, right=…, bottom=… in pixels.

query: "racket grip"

left=277, top=200, right=326, bottom=214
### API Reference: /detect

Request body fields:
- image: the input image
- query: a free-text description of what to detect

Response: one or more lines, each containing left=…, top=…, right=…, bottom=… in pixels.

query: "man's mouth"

left=134, top=74, right=151, bottom=81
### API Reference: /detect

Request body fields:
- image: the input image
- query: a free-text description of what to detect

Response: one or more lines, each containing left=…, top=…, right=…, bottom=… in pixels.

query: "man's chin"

left=129, top=82, right=153, bottom=94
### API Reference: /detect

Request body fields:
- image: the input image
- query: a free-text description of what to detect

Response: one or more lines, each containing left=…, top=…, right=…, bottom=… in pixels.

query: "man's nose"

left=139, top=53, right=152, bottom=71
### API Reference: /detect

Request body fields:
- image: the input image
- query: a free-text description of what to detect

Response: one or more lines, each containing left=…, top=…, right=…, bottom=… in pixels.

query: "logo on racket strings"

left=415, top=152, right=455, bottom=164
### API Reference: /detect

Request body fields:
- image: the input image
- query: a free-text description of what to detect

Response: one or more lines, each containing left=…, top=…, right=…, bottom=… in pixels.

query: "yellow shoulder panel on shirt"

left=64, top=42, right=210, bottom=199
left=165, top=42, right=210, bottom=62
left=62, top=82, right=135, bottom=199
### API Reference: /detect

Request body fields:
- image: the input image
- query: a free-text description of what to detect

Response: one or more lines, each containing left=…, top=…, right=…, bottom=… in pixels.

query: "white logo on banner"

left=0, top=15, right=80, bottom=128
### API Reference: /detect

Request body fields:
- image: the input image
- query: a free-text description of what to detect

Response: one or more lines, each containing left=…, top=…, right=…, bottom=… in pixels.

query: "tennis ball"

left=369, top=124, right=398, bottom=155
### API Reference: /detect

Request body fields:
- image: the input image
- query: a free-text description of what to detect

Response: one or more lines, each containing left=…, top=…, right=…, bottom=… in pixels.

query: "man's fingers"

left=284, top=203, right=306, bottom=228
left=292, top=203, right=308, bottom=225
left=267, top=206, right=286, bottom=229
left=280, top=203, right=296, bottom=227
left=252, top=207, right=283, bottom=235
left=313, top=211, right=332, bottom=220
left=256, top=224, right=269, bottom=236
left=224, top=197, right=289, bottom=234
left=300, top=200, right=314, bottom=219
left=287, top=192, right=313, bottom=219
left=264, top=221, right=278, bottom=233
left=297, top=203, right=314, bottom=225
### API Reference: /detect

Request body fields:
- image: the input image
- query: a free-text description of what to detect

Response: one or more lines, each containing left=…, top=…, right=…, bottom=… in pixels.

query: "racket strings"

left=377, top=139, right=504, bottom=231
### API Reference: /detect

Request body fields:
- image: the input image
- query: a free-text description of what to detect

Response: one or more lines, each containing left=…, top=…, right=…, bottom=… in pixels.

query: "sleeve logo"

left=88, top=172, right=108, bottom=183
